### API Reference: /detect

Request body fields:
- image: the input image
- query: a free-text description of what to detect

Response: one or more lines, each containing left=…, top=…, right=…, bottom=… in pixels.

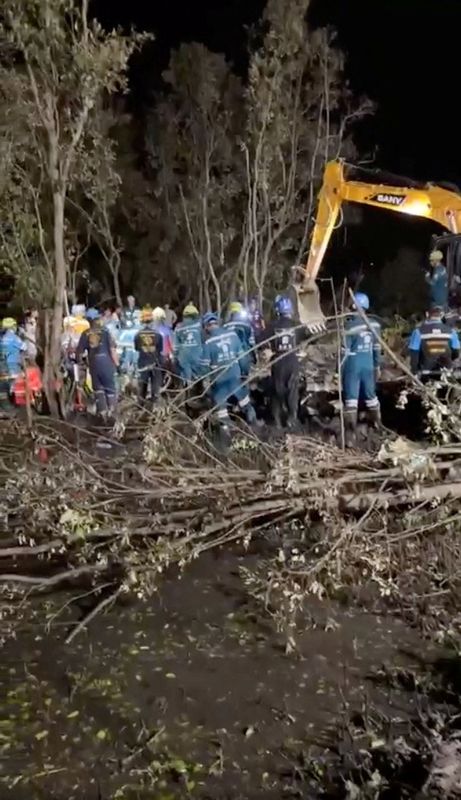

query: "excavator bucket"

left=291, top=279, right=326, bottom=333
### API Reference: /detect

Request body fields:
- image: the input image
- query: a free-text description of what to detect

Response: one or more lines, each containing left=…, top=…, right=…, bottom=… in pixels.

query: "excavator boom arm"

left=303, top=161, right=461, bottom=285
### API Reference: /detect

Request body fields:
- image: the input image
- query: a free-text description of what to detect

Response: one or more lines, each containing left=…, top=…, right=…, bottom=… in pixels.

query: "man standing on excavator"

left=426, top=250, right=449, bottom=312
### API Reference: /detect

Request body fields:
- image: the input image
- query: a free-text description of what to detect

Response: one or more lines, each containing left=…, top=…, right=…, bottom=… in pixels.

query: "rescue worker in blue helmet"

left=341, top=292, right=381, bottom=445
left=76, top=308, right=119, bottom=419
left=173, top=304, right=203, bottom=385
left=262, top=296, right=308, bottom=429
left=408, top=305, right=460, bottom=380
left=134, top=306, right=163, bottom=404
left=200, top=312, right=257, bottom=435
left=224, top=302, right=256, bottom=378
left=0, top=317, right=26, bottom=413
left=425, top=250, right=448, bottom=313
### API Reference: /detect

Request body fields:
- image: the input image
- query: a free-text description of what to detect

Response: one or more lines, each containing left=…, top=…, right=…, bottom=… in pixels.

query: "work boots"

left=344, top=409, right=358, bottom=448
left=367, top=407, right=381, bottom=429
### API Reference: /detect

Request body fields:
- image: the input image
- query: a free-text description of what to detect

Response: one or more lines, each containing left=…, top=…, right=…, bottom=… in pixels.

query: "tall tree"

left=243, top=0, right=372, bottom=303
left=148, top=43, right=243, bottom=311
left=148, top=0, right=372, bottom=309
left=0, top=0, right=146, bottom=413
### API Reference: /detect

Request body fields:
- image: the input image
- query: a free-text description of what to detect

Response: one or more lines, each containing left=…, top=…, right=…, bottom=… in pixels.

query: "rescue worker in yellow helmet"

left=134, top=307, right=163, bottom=403
left=172, top=303, right=203, bottom=384
left=224, top=301, right=256, bottom=379
left=0, top=318, right=27, bottom=413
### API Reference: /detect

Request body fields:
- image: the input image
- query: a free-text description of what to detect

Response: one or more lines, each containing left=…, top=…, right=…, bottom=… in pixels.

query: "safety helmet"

left=229, top=301, right=243, bottom=315
left=71, top=304, right=86, bottom=317
left=141, top=306, right=153, bottom=323
left=429, top=250, right=443, bottom=263
left=202, top=312, right=219, bottom=327
left=152, top=306, right=166, bottom=322
left=274, top=296, right=293, bottom=317
left=86, top=308, right=101, bottom=321
left=1, top=317, right=16, bottom=330
left=353, top=292, right=370, bottom=311
left=183, top=303, right=199, bottom=317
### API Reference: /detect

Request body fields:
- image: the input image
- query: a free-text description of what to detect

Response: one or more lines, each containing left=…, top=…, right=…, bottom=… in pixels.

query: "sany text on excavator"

left=295, top=160, right=461, bottom=327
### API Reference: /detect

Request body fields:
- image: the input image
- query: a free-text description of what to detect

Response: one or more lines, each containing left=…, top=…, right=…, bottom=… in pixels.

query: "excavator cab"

left=431, top=232, right=461, bottom=290
left=295, top=160, right=461, bottom=330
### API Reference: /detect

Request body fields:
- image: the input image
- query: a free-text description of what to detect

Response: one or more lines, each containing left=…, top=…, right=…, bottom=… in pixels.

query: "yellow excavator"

left=296, top=160, right=461, bottom=327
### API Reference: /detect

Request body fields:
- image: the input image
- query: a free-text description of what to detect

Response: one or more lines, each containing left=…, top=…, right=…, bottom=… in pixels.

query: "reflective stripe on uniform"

left=365, top=397, right=379, bottom=409
left=420, top=332, right=451, bottom=340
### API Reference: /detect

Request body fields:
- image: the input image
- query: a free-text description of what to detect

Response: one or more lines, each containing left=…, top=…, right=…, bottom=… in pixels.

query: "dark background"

left=92, top=0, right=460, bottom=285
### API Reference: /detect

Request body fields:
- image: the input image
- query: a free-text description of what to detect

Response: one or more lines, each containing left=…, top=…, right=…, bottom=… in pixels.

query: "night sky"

left=93, top=0, right=461, bottom=270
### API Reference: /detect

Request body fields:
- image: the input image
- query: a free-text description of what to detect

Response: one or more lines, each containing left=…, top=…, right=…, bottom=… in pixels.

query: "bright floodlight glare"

left=404, top=199, right=431, bottom=217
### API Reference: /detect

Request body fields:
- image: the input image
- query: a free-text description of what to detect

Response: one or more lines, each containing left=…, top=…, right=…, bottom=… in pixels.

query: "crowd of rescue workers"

left=0, top=248, right=459, bottom=445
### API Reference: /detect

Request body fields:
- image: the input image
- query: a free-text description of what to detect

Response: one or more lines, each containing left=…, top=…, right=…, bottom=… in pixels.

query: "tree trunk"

left=44, top=188, right=66, bottom=417
left=112, top=261, right=122, bottom=309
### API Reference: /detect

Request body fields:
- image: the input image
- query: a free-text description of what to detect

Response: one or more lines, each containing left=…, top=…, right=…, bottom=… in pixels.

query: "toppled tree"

left=148, top=0, right=372, bottom=309
left=0, top=0, right=146, bottom=414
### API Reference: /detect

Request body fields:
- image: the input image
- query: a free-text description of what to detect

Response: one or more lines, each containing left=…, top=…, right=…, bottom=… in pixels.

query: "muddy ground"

left=0, top=544, right=452, bottom=800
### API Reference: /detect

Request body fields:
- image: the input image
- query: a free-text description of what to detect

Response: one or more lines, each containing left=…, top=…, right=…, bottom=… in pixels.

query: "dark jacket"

left=134, top=326, right=163, bottom=369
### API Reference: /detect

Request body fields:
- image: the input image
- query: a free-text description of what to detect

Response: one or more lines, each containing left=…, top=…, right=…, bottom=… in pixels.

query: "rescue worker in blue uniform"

left=408, top=305, right=460, bottom=379
left=172, top=304, right=203, bottom=384
left=117, top=325, right=139, bottom=377
left=263, top=296, right=307, bottom=429
left=76, top=308, right=118, bottom=418
left=134, top=307, right=163, bottom=403
left=0, top=317, right=26, bottom=412
left=341, top=292, right=381, bottom=444
left=200, top=312, right=257, bottom=434
left=224, top=302, right=255, bottom=378
left=425, top=250, right=448, bottom=312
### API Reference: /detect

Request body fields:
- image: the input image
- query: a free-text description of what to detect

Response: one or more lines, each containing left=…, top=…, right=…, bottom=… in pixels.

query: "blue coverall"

left=408, top=315, right=460, bottom=377
left=224, top=314, right=255, bottom=378
left=341, top=314, right=381, bottom=420
left=173, top=318, right=203, bottom=383
left=0, top=329, right=26, bottom=377
left=426, top=265, right=449, bottom=311
left=200, top=327, right=256, bottom=426
left=0, top=330, right=25, bottom=410
left=76, top=324, right=117, bottom=413
left=117, top=327, right=139, bottom=375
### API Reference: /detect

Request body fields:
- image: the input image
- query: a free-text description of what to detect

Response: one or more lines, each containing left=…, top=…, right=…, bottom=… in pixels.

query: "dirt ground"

left=0, top=546, right=443, bottom=800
